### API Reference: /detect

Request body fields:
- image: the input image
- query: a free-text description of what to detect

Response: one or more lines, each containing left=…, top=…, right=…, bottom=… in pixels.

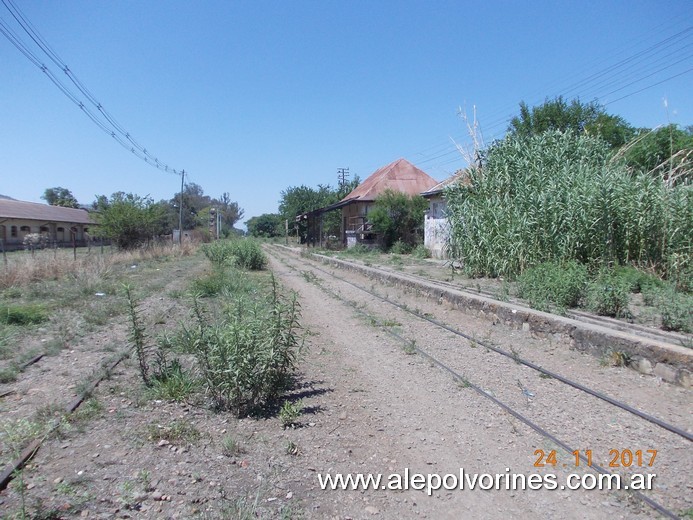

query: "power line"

left=0, top=0, right=183, bottom=177
left=408, top=23, right=693, bottom=174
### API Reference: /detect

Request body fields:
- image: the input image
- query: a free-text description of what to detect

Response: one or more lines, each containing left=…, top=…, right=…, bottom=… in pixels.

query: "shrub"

left=658, top=290, right=692, bottom=333
left=149, top=361, right=198, bottom=402
left=230, top=239, right=266, bottom=270
left=201, top=241, right=235, bottom=269
left=585, top=268, right=631, bottom=318
left=517, top=261, right=588, bottom=312
left=368, top=190, right=429, bottom=249
left=390, top=240, right=413, bottom=255
left=184, top=281, right=303, bottom=416
left=412, top=244, right=431, bottom=259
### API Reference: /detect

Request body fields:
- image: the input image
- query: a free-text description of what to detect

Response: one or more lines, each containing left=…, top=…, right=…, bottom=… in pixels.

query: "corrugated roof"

left=0, top=199, right=94, bottom=224
left=340, top=158, right=438, bottom=203
left=420, top=169, right=471, bottom=197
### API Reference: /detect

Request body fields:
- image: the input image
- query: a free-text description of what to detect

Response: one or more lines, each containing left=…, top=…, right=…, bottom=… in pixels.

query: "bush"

left=517, top=261, right=588, bottom=312
left=390, top=240, right=413, bottom=255
left=201, top=239, right=266, bottom=271
left=369, top=190, right=428, bottom=249
left=201, top=241, right=235, bottom=269
left=230, top=239, right=266, bottom=270
left=586, top=268, right=631, bottom=318
left=658, top=290, right=692, bottom=333
left=412, top=244, right=432, bottom=259
left=184, top=281, right=303, bottom=416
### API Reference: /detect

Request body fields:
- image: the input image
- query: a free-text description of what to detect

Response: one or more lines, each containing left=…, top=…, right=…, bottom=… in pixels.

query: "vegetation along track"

left=267, top=244, right=692, bottom=519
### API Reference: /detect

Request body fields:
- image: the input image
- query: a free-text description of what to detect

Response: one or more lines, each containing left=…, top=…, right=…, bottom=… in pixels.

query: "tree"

left=42, top=187, right=79, bottom=208
left=367, top=190, right=429, bottom=250
left=279, top=184, right=334, bottom=240
left=623, top=124, right=693, bottom=183
left=508, top=97, right=634, bottom=149
left=214, top=192, right=244, bottom=230
left=246, top=213, right=283, bottom=237
left=92, top=192, right=167, bottom=249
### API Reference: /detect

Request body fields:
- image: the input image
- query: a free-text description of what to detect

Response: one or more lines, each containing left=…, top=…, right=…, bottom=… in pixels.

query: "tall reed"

left=446, top=131, right=691, bottom=281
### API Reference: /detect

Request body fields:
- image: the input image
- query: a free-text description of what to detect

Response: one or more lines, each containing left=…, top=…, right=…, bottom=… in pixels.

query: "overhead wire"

left=0, top=0, right=183, bottom=177
left=406, top=22, right=693, bottom=175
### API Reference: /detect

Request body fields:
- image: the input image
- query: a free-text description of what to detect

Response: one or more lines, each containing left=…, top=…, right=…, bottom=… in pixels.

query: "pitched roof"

left=340, top=158, right=438, bottom=203
left=0, top=199, right=94, bottom=224
left=420, top=169, right=471, bottom=198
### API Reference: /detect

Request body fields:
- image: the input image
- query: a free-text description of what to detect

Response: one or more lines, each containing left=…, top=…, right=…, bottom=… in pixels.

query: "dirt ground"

left=0, top=245, right=690, bottom=519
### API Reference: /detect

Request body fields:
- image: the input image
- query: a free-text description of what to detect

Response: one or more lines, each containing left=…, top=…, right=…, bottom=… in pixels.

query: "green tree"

left=279, top=184, right=335, bottom=240
left=92, top=192, right=167, bottom=249
left=368, top=190, right=428, bottom=250
left=42, top=187, right=79, bottom=208
left=508, top=96, right=634, bottom=149
left=246, top=213, right=283, bottom=237
left=623, top=124, right=693, bottom=183
left=216, top=192, right=244, bottom=230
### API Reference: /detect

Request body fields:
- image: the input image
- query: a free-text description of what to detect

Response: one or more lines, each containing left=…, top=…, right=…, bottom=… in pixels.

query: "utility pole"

left=337, top=167, right=350, bottom=190
left=178, top=170, right=185, bottom=244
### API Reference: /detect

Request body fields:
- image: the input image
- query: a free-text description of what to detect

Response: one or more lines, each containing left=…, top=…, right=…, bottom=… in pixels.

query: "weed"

left=280, top=400, right=303, bottom=429
left=586, top=268, right=631, bottom=318
left=137, top=469, right=152, bottom=491
left=412, top=244, right=431, bottom=259
left=184, top=279, right=303, bottom=416
left=220, top=495, right=260, bottom=520
left=0, top=365, right=19, bottom=384
left=0, top=304, right=48, bottom=325
left=71, top=398, right=104, bottom=424
left=231, top=239, right=267, bottom=270
left=124, top=284, right=151, bottom=386
left=600, top=349, right=631, bottom=367
left=517, top=261, right=587, bottom=312
left=390, top=240, right=413, bottom=255
left=402, top=339, right=417, bottom=355
left=286, top=440, right=300, bottom=456
left=149, top=360, right=198, bottom=402
left=147, top=418, right=201, bottom=445
left=658, top=289, right=692, bottom=333
left=221, top=435, right=244, bottom=457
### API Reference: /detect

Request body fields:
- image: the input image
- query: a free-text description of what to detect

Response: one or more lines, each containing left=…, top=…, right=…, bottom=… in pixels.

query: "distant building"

left=421, top=170, right=469, bottom=259
left=0, top=198, right=95, bottom=251
left=299, top=158, right=438, bottom=248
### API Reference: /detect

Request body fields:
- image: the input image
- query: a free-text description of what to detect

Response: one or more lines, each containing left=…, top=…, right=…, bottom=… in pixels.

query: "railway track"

left=313, top=251, right=690, bottom=349
left=267, top=244, right=692, bottom=519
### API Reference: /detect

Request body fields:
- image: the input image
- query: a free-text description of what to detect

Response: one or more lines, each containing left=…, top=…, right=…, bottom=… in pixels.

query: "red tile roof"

left=0, top=199, right=94, bottom=224
left=341, top=158, right=438, bottom=203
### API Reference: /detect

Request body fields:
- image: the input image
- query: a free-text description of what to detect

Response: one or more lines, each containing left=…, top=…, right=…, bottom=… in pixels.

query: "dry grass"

left=1, top=242, right=197, bottom=289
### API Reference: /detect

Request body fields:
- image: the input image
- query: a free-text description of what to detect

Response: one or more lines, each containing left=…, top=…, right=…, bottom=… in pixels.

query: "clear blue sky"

left=2, top=0, right=692, bottom=227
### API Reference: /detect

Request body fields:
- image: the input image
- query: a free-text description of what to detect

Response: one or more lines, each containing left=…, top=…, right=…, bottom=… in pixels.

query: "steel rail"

left=280, top=247, right=692, bottom=443
left=270, top=250, right=681, bottom=520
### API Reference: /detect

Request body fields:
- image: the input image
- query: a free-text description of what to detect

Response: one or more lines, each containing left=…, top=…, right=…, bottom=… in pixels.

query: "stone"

left=653, top=363, right=678, bottom=383
left=632, top=358, right=653, bottom=375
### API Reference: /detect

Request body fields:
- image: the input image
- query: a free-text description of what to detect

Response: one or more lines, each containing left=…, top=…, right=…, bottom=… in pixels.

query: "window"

left=11, top=226, right=17, bottom=237
left=40, top=226, right=49, bottom=234
left=20, top=226, right=31, bottom=232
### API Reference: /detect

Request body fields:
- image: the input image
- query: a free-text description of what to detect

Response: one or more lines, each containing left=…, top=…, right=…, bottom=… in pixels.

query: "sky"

left=1, top=0, right=692, bottom=228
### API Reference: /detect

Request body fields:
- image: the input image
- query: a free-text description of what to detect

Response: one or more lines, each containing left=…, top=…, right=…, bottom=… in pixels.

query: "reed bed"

left=445, top=131, right=692, bottom=284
